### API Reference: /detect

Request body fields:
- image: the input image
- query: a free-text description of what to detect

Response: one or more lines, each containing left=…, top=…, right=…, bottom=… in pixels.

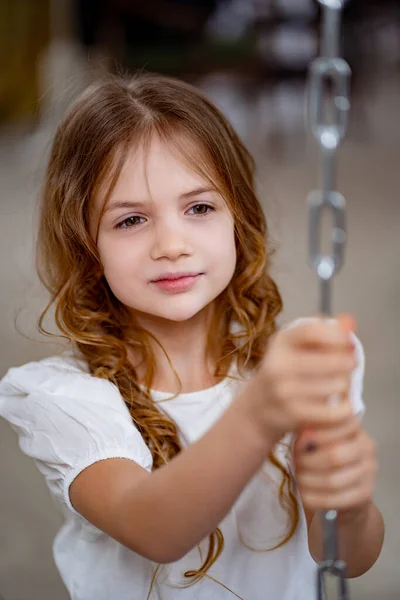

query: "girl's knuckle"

left=349, top=417, right=359, bottom=434
left=368, top=438, right=377, bottom=457
left=326, top=472, right=337, bottom=489
left=350, top=357, right=358, bottom=370
left=370, top=459, right=378, bottom=477
left=269, top=356, right=286, bottom=381
left=303, top=494, right=318, bottom=511
left=277, top=380, right=292, bottom=400
left=326, top=405, right=341, bottom=425
left=297, top=476, right=307, bottom=491
left=334, top=377, right=348, bottom=394
left=328, top=447, right=343, bottom=468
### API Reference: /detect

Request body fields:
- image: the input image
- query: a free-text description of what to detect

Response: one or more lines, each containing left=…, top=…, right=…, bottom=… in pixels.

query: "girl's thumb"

left=337, top=313, right=357, bottom=335
left=295, top=428, right=318, bottom=455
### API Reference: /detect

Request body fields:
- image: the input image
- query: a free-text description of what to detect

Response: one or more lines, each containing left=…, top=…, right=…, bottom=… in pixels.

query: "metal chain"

left=307, top=1, right=351, bottom=599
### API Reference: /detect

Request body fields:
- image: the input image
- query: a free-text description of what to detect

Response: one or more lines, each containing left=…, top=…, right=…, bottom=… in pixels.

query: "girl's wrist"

left=338, top=500, right=373, bottom=527
left=234, top=377, right=281, bottom=451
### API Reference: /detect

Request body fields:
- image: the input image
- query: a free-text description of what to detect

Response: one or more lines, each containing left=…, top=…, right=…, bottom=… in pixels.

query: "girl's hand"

left=293, top=417, right=378, bottom=520
left=250, top=315, right=357, bottom=440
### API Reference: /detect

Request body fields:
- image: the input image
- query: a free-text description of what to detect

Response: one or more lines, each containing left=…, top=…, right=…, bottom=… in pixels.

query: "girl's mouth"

left=152, top=274, right=202, bottom=293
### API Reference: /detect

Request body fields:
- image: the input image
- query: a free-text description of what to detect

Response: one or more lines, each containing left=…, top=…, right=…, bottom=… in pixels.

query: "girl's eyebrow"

left=104, top=187, right=215, bottom=214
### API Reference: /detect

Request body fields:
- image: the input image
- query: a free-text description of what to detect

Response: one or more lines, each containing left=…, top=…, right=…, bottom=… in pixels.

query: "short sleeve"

left=348, top=330, right=365, bottom=418
left=284, top=317, right=366, bottom=418
left=0, top=355, right=153, bottom=515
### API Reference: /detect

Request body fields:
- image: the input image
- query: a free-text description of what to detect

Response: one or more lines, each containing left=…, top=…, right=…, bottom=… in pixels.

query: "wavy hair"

left=37, top=73, right=299, bottom=597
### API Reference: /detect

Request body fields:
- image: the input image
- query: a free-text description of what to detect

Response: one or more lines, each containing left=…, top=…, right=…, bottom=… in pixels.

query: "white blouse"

left=0, top=326, right=365, bottom=600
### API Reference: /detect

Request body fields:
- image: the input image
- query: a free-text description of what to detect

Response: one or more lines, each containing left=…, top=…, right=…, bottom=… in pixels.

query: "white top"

left=0, top=323, right=365, bottom=600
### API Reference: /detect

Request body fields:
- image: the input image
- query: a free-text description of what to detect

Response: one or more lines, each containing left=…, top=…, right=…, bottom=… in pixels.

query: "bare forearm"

left=126, top=384, right=274, bottom=562
left=308, top=502, right=384, bottom=577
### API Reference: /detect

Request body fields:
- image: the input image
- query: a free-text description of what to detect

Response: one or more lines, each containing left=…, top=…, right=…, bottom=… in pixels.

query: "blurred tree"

left=0, top=0, right=50, bottom=126
left=73, top=0, right=259, bottom=76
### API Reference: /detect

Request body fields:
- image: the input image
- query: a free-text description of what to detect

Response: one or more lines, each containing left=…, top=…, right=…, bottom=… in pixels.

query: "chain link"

left=307, top=1, right=351, bottom=599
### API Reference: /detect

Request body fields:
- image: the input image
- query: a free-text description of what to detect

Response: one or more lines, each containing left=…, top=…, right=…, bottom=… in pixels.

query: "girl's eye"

left=187, top=204, right=214, bottom=216
left=114, top=204, right=214, bottom=230
left=115, top=216, right=145, bottom=230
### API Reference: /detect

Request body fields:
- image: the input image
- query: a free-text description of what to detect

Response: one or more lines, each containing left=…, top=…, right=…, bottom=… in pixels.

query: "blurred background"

left=0, top=0, right=399, bottom=598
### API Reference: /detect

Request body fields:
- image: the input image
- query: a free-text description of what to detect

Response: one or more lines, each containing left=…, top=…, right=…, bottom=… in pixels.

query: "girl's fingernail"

left=304, top=441, right=318, bottom=452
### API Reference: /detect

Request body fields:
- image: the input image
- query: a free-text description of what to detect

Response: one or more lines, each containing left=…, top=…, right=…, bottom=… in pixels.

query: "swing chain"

left=308, top=0, right=350, bottom=315
left=307, top=1, right=351, bottom=599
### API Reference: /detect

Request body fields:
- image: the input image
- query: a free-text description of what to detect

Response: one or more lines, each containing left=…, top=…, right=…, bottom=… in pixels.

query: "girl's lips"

left=152, top=274, right=202, bottom=293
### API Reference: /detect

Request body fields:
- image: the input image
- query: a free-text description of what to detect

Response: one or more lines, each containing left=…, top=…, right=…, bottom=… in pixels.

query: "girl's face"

left=92, top=135, right=236, bottom=323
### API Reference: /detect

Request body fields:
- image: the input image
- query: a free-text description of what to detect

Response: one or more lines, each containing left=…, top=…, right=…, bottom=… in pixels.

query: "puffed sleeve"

left=285, top=317, right=366, bottom=417
left=348, top=330, right=365, bottom=417
left=0, top=354, right=153, bottom=515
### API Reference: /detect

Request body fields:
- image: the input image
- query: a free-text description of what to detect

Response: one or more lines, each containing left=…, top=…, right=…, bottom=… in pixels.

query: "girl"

left=0, top=74, right=383, bottom=600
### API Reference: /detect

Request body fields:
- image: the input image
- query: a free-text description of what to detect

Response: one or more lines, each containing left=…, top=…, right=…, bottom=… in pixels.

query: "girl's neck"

left=128, top=308, right=223, bottom=394
left=148, top=366, right=223, bottom=394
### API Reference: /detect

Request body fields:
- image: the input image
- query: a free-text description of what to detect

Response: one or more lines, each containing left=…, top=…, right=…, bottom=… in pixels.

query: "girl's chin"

left=152, top=310, right=205, bottom=323
left=131, top=304, right=209, bottom=324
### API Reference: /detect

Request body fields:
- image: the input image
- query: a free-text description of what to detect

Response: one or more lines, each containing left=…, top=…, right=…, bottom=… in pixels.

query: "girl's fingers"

left=286, top=318, right=354, bottom=351
left=289, top=351, right=358, bottom=378
left=337, top=313, right=357, bottom=335
left=293, top=401, right=353, bottom=427
left=299, top=478, right=376, bottom=512
left=296, top=460, right=375, bottom=492
left=282, top=377, right=351, bottom=400
left=295, top=416, right=360, bottom=454
left=295, top=432, right=366, bottom=471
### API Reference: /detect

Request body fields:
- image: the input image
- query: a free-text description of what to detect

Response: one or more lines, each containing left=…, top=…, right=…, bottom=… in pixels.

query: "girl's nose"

left=150, top=224, right=193, bottom=261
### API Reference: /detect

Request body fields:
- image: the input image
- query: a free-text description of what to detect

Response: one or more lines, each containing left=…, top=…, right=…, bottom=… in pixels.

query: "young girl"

left=0, top=74, right=383, bottom=600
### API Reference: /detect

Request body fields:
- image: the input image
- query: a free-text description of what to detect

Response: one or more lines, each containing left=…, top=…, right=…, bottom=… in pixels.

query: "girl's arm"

left=70, top=319, right=354, bottom=563
left=70, top=380, right=274, bottom=563
left=305, top=502, right=384, bottom=578
left=295, top=418, right=384, bottom=577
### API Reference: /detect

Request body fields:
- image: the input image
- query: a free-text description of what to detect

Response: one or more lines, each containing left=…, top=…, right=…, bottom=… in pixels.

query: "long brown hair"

left=37, top=73, right=299, bottom=595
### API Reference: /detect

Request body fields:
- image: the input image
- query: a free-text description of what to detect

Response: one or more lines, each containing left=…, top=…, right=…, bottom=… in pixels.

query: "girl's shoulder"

left=0, top=351, right=153, bottom=512
left=0, top=350, right=119, bottom=406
